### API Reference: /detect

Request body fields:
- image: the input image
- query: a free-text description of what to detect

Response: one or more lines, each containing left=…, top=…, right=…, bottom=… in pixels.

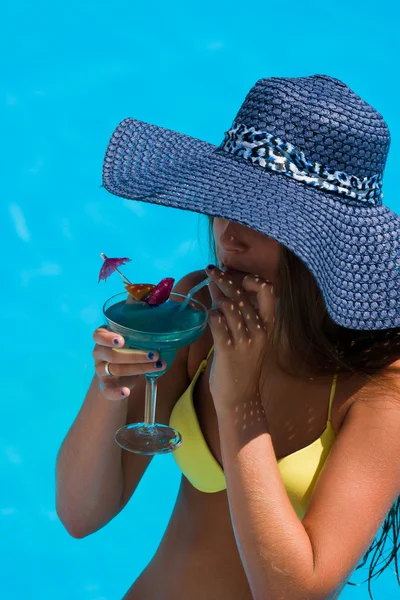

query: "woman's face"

left=213, top=217, right=281, bottom=288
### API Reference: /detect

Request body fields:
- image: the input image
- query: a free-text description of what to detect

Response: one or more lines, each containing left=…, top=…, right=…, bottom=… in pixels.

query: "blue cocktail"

left=103, top=291, right=208, bottom=455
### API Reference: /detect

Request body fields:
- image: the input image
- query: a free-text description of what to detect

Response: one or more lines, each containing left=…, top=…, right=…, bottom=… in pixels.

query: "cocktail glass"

left=103, top=291, right=208, bottom=455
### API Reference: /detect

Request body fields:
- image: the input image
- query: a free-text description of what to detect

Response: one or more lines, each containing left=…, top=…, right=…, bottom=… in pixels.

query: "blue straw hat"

left=101, top=74, right=400, bottom=331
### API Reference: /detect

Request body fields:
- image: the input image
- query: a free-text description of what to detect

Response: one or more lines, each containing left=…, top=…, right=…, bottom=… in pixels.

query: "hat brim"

left=102, top=117, right=400, bottom=330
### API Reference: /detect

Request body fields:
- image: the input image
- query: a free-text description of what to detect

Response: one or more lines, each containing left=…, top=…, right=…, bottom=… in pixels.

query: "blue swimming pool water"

left=2, top=1, right=400, bottom=598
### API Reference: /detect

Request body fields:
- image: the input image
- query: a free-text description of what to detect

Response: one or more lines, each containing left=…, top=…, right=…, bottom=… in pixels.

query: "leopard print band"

left=218, top=122, right=384, bottom=206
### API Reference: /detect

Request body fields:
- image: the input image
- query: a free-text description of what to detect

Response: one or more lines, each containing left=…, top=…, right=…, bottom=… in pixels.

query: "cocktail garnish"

left=125, top=283, right=155, bottom=301
left=99, top=254, right=175, bottom=306
left=146, top=278, right=175, bottom=306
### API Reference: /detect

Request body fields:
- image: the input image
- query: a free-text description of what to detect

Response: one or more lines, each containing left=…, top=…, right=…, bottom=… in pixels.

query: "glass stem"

left=144, top=375, right=158, bottom=428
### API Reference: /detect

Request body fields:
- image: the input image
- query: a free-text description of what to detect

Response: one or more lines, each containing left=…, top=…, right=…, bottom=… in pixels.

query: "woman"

left=56, top=74, right=400, bottom=600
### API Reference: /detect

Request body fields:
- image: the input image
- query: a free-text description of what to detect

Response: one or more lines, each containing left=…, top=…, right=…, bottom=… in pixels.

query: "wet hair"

left=204, top=214, right=400, bottom=600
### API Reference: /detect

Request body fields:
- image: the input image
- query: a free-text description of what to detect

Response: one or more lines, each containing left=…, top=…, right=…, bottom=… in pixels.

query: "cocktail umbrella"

left=99, top=253, right=174, bottom=306
left=99, top=253, right=132, bottom=285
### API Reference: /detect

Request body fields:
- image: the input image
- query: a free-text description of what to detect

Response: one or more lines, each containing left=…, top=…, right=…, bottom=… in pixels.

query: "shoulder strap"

left=327, top=372, right=339, bottom=424
left=196, top=345, right=215, bottom=378
left=206, top=345, right=214, bottom=361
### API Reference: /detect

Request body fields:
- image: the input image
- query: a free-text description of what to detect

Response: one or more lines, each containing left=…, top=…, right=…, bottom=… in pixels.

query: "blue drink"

left=102, top=291, right=208, bottom=455
left=105, top=296, right=206, bottom=374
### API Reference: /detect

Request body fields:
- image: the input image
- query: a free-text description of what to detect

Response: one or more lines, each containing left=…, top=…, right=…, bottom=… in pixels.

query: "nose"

left=219, top=223, right=247, bottom=253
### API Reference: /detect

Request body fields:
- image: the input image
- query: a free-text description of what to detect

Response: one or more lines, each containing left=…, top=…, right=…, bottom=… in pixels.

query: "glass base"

left=114, top=423, right=182, bottom=455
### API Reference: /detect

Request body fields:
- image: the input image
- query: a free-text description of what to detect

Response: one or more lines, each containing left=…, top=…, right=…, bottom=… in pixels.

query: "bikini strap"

left=197, top=345, right=215, bottom=377
left=327, top=372, right=339, bottom=424
left=206, top=345, right=215, bottom=361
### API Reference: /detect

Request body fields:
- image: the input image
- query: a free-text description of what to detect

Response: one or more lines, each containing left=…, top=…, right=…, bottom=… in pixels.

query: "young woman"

left=57, top=74, right=400, bottom=600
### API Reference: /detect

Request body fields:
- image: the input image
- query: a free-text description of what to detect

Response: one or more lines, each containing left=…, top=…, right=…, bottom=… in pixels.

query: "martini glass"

left=103, top=291, right=208, bottom=455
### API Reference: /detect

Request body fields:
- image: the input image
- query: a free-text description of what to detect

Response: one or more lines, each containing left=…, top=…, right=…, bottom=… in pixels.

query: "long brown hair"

left=205, top=214, right=400, bottom=599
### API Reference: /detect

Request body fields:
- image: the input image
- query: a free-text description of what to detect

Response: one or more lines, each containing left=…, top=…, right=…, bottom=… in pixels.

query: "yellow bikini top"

left=169, top=345, right=339, bottom=521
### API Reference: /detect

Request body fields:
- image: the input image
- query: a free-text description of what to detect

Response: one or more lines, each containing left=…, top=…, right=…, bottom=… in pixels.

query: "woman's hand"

left=205, top=265, right=276, bottom=415
left=92, top=327, right=166, bottom=401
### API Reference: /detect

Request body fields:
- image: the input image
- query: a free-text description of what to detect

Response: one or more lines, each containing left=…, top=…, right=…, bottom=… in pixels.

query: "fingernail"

left=206, top=264, right=215, bottom=271
left=156, top=360, right=163, bottom=368
left=113, top=338, right=120, bottom=345
left=148, top=352, right=154, bottom=360
left=121, top=391, right=125, bottom=396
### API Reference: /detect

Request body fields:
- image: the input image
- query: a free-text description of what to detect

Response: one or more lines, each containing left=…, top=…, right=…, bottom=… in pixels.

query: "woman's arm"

left=56, top=271, right=201, bottom=538
left=216, top=406, right=315, bottom=600
left=56, top=376, right=135, bottom=538
left=216, top=395, right=400, bottom=600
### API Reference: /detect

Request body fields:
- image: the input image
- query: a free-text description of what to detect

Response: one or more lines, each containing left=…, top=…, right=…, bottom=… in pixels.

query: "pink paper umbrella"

left=98, top=253, right=133, bottom=284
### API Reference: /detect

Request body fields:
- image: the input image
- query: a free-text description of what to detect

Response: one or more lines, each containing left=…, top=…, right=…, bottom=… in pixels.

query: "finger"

left=209, top=276, right=260, bottom=334
left=208, top=279, right=228, bottom=305
left=242, top=275, right=275, bottom=327
left=99, top=375, right=136, bottom=401
left=93, top=325, right=125, bottom=348
left=92, top=344, right=159, bottom=364
left=207, top=309, right=234, bottom=348
left=206, top=265, right=245, bottom=300
left=212, top=297, right=250, bottom=346
left=96, top=359, right=167, bottom=378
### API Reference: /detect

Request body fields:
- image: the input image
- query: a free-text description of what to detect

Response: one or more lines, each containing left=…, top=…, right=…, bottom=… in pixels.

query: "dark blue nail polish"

left=113, top=338, right=119, bottom=346
left=148, top=352, right=154, bottom=360
left=121, top=391, right=125, bottom=396
left=156, top=360, right=163, bottom=368
left=207, top=264, right=215, bottom=271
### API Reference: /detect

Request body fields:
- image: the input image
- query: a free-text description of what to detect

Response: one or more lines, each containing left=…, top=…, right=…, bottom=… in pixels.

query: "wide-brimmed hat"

left=101, top=74, right=400, bottom=331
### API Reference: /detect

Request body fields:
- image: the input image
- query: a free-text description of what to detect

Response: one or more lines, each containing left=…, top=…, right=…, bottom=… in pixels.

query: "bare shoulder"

left=387, top=358, right=400, bottom=377
left=335, top=358, right=400, bottom=432
left=300, top=369, right=400, bottom=600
